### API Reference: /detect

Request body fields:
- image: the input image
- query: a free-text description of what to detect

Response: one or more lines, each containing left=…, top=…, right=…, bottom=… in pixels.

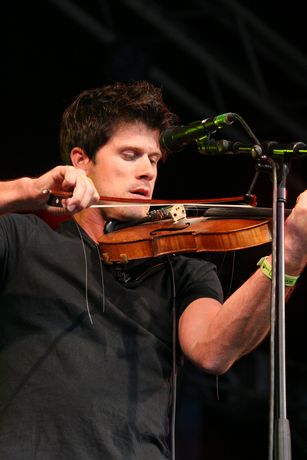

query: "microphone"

left=160, top=112, right=236, bottom=152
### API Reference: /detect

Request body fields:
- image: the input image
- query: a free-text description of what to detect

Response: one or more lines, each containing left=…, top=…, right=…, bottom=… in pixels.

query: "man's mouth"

left=129, top=188, right=150, bottom=199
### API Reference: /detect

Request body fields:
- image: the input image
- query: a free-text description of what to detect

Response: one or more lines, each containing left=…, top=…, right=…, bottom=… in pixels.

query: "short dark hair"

left=60, top=81, right=178, bottom=164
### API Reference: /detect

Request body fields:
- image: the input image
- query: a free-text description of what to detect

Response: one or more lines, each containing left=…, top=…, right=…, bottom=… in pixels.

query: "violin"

left=98, top=210, right=273, bottom=264
left=46, top=191, right=288, bottom=264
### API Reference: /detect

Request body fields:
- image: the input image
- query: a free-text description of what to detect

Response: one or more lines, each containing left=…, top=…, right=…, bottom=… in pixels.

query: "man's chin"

left=106, top=206, right=149, bottom=223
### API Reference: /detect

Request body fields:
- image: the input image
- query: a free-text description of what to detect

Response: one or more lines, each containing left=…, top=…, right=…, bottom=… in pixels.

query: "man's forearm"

left=0, top=177, right=39, bottom=213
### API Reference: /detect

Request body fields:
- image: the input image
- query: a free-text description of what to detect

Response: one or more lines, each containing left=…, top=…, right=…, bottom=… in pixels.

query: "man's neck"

left=74, top=207, right=106, bottom=243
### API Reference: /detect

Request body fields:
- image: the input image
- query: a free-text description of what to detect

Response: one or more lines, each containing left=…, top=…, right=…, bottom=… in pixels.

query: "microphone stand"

left=198, top=139, right=306, bottom=460
left=229, top=143, right=293, bottom=460
left=227, top=144, right=293, bottom=460
left=269, top=156, right=291, bottom=460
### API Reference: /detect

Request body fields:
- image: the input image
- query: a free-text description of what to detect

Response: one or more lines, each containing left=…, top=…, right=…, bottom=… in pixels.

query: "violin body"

left=98, top=217, right=272, bottom=264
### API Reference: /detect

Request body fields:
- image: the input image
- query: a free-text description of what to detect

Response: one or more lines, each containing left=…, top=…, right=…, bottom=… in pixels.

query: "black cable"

left=165, top=255, right=178, bottom=460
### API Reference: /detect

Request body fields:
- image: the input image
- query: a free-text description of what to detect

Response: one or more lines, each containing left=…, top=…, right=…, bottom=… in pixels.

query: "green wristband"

left=257, top=256, right=299, bottom=287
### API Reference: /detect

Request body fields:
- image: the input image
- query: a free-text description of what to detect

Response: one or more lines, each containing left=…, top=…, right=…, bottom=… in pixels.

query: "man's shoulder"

left=0, top=212, right=50, bottom=228
left=0, top=212, right=59, bottom=244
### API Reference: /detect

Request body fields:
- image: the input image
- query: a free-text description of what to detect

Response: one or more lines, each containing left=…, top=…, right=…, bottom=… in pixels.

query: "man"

left=0, top=81, right=306, bottom=460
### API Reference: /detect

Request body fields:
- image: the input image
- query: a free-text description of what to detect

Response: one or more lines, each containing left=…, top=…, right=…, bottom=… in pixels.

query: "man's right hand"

left=0, top=165, right=100, bottom=214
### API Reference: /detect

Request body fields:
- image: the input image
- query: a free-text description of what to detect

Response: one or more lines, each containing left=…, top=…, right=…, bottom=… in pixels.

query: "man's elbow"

left=192, top=352, right=237, bottom=376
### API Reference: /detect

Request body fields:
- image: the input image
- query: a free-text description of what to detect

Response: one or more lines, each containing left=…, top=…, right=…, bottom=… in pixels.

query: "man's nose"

left=136, top=156, right=156, bottom=179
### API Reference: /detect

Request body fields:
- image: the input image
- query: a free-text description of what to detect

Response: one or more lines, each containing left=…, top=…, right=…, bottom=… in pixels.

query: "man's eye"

left=122, top=151, right=136, bottom=160
left=150, top=156, right=161, bottom=165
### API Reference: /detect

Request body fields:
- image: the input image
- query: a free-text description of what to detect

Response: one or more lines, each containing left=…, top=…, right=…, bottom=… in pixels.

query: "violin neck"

left=188, top=205, right=292, bottom=218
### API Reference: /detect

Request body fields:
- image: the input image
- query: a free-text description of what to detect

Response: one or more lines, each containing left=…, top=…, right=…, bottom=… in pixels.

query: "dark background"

left=3, top=1, right=307, bottom=459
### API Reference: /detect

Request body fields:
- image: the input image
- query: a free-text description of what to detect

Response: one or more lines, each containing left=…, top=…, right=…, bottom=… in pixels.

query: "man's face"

left=86, top=122, right=162, bottom=222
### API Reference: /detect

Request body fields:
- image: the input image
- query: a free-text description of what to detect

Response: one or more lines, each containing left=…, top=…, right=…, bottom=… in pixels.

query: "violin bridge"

left=167, top=205, right=186, bottom=222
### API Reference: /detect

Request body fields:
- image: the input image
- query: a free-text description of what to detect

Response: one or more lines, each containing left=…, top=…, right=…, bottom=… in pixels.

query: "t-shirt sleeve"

left=0, top=214, right=42, bottom=286
left=0, top=214, right=16, bottom=284
left=173, top=255, right=224, bottom=316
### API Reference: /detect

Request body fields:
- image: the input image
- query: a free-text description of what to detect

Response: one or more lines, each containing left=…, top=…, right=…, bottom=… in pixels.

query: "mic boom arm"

left=197, top=139, right=307, bottom=158
left=159, top=112, right=236, bottom=152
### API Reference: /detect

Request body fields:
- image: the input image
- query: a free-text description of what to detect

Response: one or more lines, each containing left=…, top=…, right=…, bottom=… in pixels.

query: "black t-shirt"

left=0, top=214, right=223, bottom=460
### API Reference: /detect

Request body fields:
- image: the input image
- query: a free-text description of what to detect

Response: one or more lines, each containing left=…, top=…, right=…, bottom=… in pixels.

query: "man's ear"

left=70, top=147, right=90, bottom=171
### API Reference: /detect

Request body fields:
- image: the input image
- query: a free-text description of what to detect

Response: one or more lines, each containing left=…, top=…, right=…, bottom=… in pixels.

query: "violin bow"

left=47, top=191, right=256, bottom=208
